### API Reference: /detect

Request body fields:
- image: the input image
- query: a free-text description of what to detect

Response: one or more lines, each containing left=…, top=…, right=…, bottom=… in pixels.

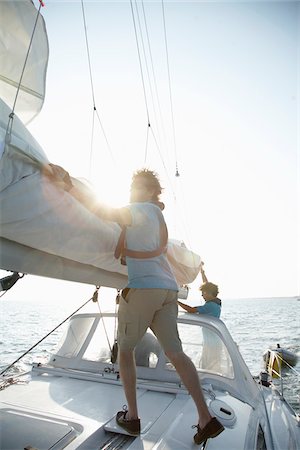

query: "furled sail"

left=0, top=0, right=48, bottom=124
left=0, top=96, right=201, bottom=288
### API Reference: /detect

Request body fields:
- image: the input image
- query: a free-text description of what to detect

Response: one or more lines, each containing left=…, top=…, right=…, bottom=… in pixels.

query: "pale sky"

left=1, top=0, right=299, bottom=302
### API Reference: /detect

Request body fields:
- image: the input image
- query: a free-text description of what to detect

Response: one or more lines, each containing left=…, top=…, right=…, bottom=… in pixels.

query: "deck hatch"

left=0, top=409, right=78, bottom=450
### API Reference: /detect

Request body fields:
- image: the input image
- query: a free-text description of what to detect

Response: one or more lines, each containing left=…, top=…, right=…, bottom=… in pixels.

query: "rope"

left=5, top=1, right=44, bottom=145
left=144, top=122, right=150, bottom=164
left=176, top=176, right=196, bottom=248
left=267, top=349, right=300, bottom=377
left=0, top=290, right=96, bottom=377
left=134, top=0, right=164, bottom=155
left=95, top=291, right=112, bottom=354
left=80, top=1, right=116, bottom=171
left=149, top=126, right=175, bottom=195
left=130, top=0, right=150, bottom=125
left=141, top=0, right=168, bottom=155
left=161, top=0, right=179, bottom=177
left=113, top=291, right=120, bottom=344
left=81, top=0, right=96, bottom=108
left=131, top=0, right=174, bottom=181
left=130, top=0, right=190, bottom=247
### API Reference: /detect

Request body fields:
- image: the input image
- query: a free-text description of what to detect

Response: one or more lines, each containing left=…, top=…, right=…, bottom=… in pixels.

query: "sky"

left=1, top=0, right=299, bottom=303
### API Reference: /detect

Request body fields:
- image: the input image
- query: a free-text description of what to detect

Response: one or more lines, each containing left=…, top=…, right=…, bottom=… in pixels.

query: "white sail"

left=0, top=0, right=49, bottom=124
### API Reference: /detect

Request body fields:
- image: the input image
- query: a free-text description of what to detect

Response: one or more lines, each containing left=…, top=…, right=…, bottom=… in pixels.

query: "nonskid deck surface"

left=0, top=373, right=193, bottom=449
left=104, top=390, right=177, bottom=435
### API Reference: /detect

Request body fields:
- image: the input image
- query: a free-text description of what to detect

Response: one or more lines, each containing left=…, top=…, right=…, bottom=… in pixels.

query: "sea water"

left=0, top=296, right=299, bottom=412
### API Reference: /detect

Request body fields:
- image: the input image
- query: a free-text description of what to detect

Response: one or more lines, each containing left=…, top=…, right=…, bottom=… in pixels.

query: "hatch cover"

left=0, top=409, right=78, bottom=450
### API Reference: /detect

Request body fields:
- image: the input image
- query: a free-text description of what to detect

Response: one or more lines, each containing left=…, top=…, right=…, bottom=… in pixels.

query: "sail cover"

left=0, top=0, right=48, bottom=124
left=0, top=1, right=201, bottom=289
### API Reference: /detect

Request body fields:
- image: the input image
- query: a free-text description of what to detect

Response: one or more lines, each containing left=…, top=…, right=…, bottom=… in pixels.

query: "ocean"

left=0, top=295, right=299, bottom=413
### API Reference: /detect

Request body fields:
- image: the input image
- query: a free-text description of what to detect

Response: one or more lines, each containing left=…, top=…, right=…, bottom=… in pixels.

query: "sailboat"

left=1, top=1, right=300, bottom=449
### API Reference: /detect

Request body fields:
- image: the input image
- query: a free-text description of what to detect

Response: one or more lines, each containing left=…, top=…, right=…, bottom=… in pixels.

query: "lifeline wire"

left=0, top=292, right=95, bottom=377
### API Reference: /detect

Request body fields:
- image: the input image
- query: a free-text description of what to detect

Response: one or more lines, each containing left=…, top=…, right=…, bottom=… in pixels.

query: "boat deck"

left=0, top=368, right=251, bottom=450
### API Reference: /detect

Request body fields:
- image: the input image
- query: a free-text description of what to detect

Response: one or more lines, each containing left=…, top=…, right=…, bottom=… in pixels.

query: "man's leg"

left=118, top=349, right=138, bottom=419
left=165, top=350, right=211, bottom=429
left=117, top=289, right=159, bottom=422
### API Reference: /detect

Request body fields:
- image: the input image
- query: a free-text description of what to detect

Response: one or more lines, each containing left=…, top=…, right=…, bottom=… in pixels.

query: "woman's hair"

left=200, top=281, right=219, bottom=297
left=131, top=169, right=163, bottom=203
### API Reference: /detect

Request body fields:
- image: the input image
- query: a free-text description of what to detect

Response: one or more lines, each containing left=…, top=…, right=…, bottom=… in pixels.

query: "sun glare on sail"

left=89, top=172, right=131, bottom=209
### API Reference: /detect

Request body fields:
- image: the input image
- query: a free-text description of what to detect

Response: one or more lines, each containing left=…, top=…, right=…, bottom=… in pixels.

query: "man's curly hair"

left=131, top=169, right=163, bottom=203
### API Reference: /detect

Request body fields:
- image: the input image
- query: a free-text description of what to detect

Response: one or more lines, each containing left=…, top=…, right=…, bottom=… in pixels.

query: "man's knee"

left=165, top=350, right=185, bottom=364
left=119, top=348, right=135, bottom=362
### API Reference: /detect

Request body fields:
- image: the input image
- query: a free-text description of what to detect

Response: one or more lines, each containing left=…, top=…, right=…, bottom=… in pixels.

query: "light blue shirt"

left=125, top=202, right=178, bottom=291
left=196, top=301, right=221, bottom=318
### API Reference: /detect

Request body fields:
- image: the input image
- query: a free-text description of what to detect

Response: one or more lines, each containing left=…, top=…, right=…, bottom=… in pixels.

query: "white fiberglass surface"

left=55, top=316, right=95, bottom=358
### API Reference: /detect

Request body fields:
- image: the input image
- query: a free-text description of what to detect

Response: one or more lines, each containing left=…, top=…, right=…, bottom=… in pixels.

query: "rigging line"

left=113, top=291, right=120, bottom=343
left=5, top=1, right=44, bottom=143
left=81, top=0, right=96, bottom=108
left=129, top=0, right=150, bottom=125
left=96, top=298, right=112, bottom=353
left=0, top=293, right=94, bottom=377
left=149, top=126, right=176, bottom=197
left=130, top=0, right=176, bottom=196
left=80, top=1, right=116, bottom=167
left=141, top=0, right=170, bottom=163
left=95, top=108, right=117, bottom=166
left=89, top=109, right=96, bottom=177
left=144, top=122, right=150, bottom=164
left=134, top=0, right=161, bottom=147
left=176, top=177, right=199, bottom=265
left=131, top=0, right=174, bottom=186
left=136, top=0, right=173, bottom=176
left=177, top=179, right=193, bottom=248
left=267, top=349, right=300, bottom=376
left=161, top=0, right=179, bottom=175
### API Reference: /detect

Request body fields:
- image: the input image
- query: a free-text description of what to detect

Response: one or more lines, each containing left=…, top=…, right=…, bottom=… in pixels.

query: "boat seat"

left=135, top=332, right=161, bottom=368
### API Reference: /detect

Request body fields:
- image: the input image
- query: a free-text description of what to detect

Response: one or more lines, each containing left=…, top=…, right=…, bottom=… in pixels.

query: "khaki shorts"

left=117, top=288, right=182, bottom=353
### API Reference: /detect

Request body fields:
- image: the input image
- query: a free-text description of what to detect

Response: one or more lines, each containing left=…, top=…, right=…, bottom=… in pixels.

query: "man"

left=47, top=165, right=224, bottom=445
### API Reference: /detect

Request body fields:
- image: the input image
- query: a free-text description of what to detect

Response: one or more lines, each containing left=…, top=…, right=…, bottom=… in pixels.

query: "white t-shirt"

left=125, top=202, right=178, bottom=291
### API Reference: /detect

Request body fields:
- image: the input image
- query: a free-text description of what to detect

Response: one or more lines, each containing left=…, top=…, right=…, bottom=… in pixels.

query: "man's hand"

left=43, top=163, right=73, bottom=191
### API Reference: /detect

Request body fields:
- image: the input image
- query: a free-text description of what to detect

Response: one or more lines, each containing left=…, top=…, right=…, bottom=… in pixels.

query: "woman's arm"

left=178, top=300, right=198, bottom=314
left=200, top=262, right=208, bottom=283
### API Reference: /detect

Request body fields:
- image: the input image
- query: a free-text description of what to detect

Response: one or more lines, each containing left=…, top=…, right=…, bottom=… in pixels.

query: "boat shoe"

left=193, top=417, right=224, bottom=445
left=116, top=407, right=141, bottom=435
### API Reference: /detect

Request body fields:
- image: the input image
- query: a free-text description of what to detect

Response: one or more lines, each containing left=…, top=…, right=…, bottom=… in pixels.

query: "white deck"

left=1, top=313, right=299, bottom=450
